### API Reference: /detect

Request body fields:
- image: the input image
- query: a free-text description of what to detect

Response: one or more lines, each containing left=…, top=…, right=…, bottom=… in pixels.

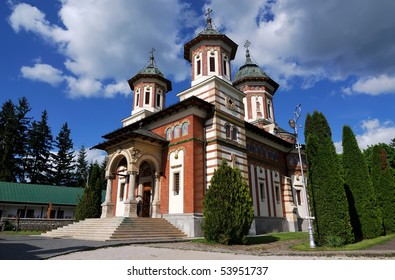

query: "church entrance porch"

left=100, top=145, right=162, bottom=219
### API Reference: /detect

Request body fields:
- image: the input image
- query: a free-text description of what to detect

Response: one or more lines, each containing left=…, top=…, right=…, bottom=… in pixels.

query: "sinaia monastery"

left=93, top=10, right=308, bottom=237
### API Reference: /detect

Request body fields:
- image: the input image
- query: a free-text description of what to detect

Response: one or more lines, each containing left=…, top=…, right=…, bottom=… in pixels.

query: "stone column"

left=151, top=172, right=161, bottom=218
left=101, top=175, right=115, bottom=218
left=124, top=171, right=138, bottom=217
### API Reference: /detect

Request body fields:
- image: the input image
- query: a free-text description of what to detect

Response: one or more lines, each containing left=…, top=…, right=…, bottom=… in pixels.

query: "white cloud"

left=20, top=63, right=64, bottom=86
left=9, top=0, right=193, bottom=98
left=342, top=75, right=395, bottom=96
left=335, top=119, right=395, bottom=153
left=208, top=0, right=395, bottom=92
left=10, top=0, right=395, bottom=97
left=86, top=148, right=107, bottom=164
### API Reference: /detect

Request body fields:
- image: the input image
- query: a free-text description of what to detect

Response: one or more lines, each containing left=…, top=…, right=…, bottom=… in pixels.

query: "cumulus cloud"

left=86, top=148, right=107, bottom=164
left=342, top=75, right=395, bottom=96
left=9, top=0, right=194, bottom=98
left=335, top=119, right=395, bottom=153
left=9, top=0, right=395, bottom=97
left=208, top=0, right=395, bottom=93
left=20, top=63, right=64, bottom=86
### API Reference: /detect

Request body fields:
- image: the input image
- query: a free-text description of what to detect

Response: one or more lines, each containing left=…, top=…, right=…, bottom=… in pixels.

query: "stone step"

left=41, top=217, right=187, bottom=241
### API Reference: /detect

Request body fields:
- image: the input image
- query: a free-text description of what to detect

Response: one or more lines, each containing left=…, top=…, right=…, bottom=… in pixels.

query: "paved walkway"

left=0, top=234, right=394, bottom=260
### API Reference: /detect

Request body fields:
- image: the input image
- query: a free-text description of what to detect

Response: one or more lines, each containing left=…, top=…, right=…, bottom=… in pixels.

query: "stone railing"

left=0, top=218, right=74, bottom=231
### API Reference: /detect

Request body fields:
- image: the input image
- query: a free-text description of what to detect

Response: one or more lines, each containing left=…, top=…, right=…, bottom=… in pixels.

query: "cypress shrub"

left=342, top=126, right=383, bottom=240
left=304, top=112, right=354, bottom=246
left=202, top=160, right=254, bottom=245
left=371, top=146, right=395, bottom=233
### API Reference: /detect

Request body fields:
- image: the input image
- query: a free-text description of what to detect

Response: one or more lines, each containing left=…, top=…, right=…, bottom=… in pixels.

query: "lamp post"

left=289, top=104, right=316, bottom=249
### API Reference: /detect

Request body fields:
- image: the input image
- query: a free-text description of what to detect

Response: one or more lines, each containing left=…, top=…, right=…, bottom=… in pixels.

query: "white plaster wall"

left=257, top=166, right=269, bottom=217
left=272, top=170, right=283, bottom=217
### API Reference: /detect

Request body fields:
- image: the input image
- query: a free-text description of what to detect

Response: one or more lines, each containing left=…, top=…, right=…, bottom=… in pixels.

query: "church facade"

left=93, top=12, right=308, bottom=237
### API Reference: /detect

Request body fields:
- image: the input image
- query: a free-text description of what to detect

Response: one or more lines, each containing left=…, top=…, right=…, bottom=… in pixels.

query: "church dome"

left=137, top=49, right=165, bottom=77
left=233, top=46, right=268, bottom=82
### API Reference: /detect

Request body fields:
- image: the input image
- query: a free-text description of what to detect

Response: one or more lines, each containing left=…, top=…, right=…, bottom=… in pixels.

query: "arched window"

left=135, top=89, right=140, bottom=107
left=232, top=127, right=238, bottom=141
left=267, top=100, right=273, bottom=120
left=182, top=122, right=189, bottom=136
left=156, top=89, right=162, bottom=108
left=223, top=55, right=229, bottom=77
left=195, top=54, right=202, bottom=77
left=144, top=87, right=151, bottom=105
left=166, top=128, right=172, bottom=140
left=174, top=125, right=181, bottom=138
left=225, top=124, right=231, bottom=138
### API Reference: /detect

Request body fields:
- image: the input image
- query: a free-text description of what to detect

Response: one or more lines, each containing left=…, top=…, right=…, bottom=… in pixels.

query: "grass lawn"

left=292, top=233, right=395, bottom=251
left=192, top=231, right=395, bottom=252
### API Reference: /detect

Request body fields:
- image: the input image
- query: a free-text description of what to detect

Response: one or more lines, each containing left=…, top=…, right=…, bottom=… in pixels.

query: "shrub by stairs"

left=41, top=217, right=187, bottom=241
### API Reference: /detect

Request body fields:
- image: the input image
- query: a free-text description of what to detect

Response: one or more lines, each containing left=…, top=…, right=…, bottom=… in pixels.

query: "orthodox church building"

left=94, top=11, right=308, bottom=237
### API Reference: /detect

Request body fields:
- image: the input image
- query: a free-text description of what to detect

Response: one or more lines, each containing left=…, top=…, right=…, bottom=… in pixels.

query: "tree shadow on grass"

left=246, top=235, right=280, bottom=245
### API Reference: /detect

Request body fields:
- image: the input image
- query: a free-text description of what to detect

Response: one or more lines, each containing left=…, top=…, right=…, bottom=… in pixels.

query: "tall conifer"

left=305, top=111, right=353, bottom=245
left=52, top=122, right=75, bottom=186
left=342, top=125, right=383, bottom=240
left=371, top=145, right=395, bottom=233
left=25, top=110, right=53, bottom=184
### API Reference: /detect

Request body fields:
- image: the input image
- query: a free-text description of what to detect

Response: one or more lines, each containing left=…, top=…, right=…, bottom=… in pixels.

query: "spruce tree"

left=75, top=145, right=89, bottom=188
left=0, top=98, right=31, bottom=182
left=74, top=162, right=103, bottom=221
left=342, top=125, right=383, bottom=240
left=304, top=111, right=353, bottom=246
left=25, top=110, right=53, bottom=184
left=371, top=145, right=395, bottom=233
left=202, top=160, right=254, bottom=245
left=52, top=123, right=75, bottom=186
left=0, top=100, right=18, bottom=181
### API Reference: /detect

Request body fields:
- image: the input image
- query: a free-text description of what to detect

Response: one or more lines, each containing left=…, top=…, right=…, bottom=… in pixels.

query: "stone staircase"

left=41, top=217, right=187, bottom=241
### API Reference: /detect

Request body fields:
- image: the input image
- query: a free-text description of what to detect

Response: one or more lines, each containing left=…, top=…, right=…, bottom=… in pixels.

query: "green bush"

left=202, top=160, right=254, bottom=245
left=324, top=235, right=346, bottom=247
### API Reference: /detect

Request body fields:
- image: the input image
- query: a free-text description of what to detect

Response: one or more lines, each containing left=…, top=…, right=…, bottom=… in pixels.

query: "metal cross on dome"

left=150, top=48, right=155, bottom=59
left=205, top=8, right=213, bottom=20
left=205, top=8, right=213, bottom=29
left=244, top=40, right=251, bottom=51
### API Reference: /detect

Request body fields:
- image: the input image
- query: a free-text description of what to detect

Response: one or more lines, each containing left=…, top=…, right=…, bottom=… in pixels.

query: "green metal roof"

left=0, top=181, right=86, bottom=206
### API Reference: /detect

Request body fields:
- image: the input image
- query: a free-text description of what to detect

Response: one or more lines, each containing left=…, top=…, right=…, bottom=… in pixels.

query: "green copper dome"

left=233, top=49, right=268, bottom=82
left=138, top=48, right=164, bottom=77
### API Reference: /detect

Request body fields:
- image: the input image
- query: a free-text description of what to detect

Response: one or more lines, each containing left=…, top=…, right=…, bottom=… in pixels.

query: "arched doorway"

left=137, top=161, right=154, bottom=217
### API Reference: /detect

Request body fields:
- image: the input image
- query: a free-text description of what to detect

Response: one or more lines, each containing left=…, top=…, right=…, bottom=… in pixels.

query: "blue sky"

left=2, top=0, right=395, bottom=162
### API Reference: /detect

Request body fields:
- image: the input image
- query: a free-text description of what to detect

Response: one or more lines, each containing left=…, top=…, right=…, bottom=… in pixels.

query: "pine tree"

left=74, top=145, right=89, bottom=188
left=202, top=160, right=254, bottom=245
left=0, top=100, right=18, bottom=181
left=51, top=123, right=75, bottom=186
left=25, top=110, right=53, bottom=184
left=304, top=111, right=353, bottom=246
left=371, top=145, right=395, bottom=233
left=0, top=98, right=31, bottom=182
left=342, top=125, right=383, bottom=240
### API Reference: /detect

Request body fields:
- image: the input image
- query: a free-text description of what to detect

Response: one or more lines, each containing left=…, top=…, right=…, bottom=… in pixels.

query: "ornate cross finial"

left=244, top=40, right=251, bottom=61
left=244, top=40, right=251, bottom=51
left=149, top=48, right=156, bottom=67
left=205, top=8, right=213, bottom=29
left=205, top=8, right=213, bottom=20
